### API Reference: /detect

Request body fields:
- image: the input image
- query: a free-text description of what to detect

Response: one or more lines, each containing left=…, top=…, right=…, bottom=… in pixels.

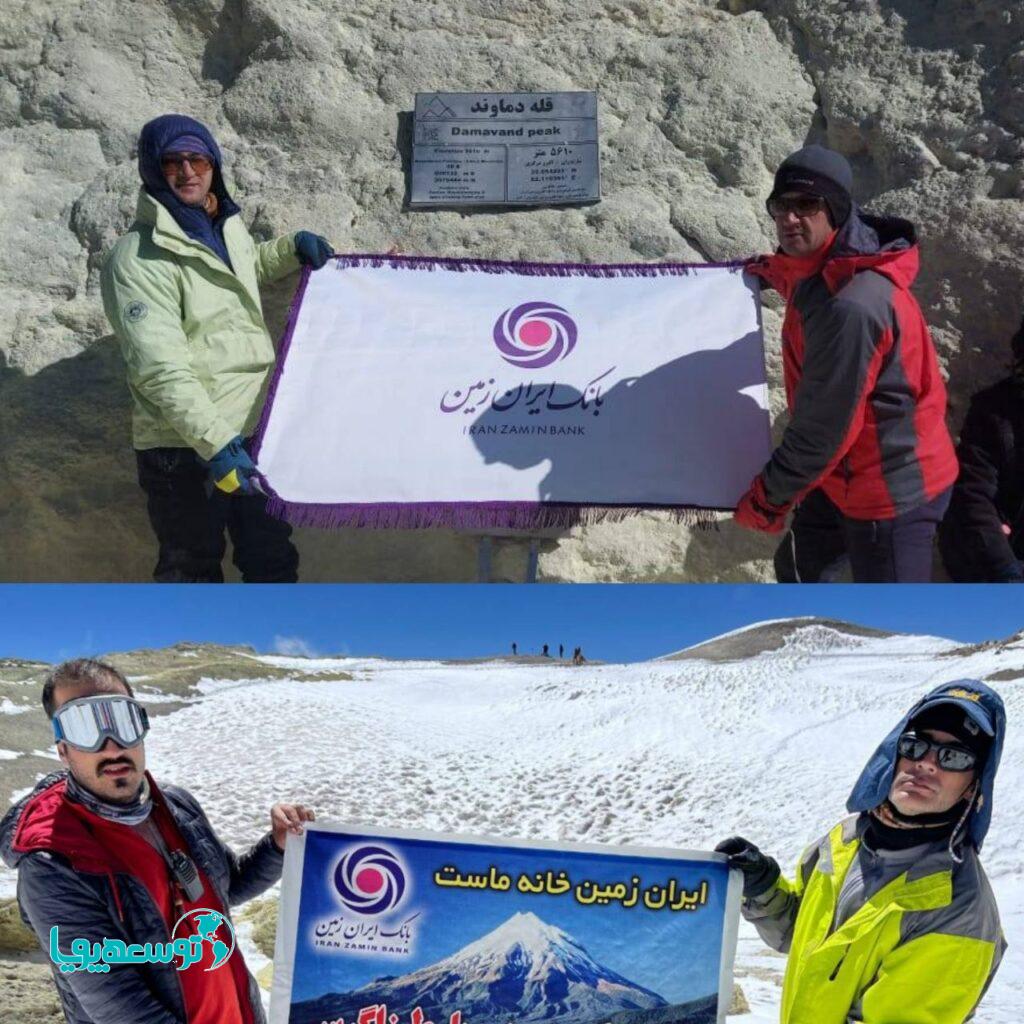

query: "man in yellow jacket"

left=717, top=681, right=1006, bottom=1024
left=101, top=114, right=333, bottom=582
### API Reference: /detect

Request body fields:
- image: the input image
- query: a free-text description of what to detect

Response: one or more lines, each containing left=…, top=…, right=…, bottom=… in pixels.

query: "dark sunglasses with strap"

left=897, top=731, right=978, bottom=772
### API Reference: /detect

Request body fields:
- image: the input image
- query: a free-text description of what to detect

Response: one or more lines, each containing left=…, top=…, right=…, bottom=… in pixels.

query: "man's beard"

left=94, top=756, right=140, bottom=802
left=66, top=769, right=152, bottom=824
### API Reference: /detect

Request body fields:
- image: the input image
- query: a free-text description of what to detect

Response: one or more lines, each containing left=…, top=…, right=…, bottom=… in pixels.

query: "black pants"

left=136, top=448, right=299, bottom=583
left=774, top=487, right=952, bottom=583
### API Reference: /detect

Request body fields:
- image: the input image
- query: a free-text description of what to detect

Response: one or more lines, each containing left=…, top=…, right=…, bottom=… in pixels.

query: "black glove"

left=715, top=836, right=780, bottom=898
left=294, top=231, right=333, bottom=270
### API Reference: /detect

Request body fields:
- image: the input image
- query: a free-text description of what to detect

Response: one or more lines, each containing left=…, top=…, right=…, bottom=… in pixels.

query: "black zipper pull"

left=829, top=951, right=848, bottom=981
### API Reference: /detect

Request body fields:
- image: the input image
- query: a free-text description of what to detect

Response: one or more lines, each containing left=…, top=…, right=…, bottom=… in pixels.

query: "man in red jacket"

left=734, top=145, right=958, bottom=582
left=1, top=659, right=314, bottom=1024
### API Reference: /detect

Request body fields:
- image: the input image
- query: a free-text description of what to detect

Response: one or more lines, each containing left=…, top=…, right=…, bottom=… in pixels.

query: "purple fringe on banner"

left=250, top=265, right=311, bottom=463
left=252, top=253, right=747, bottom=530
left=263, top=497, right=725, bottom=532
left=330, top=252, right=754, bottom=278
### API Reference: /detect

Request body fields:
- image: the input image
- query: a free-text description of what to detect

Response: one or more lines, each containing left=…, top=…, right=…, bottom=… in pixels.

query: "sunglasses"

left=160, top=153, right=212, bottom=175
left=897, top=732, right=977, bottom=772
left=766, top=195, right=826, bottom=218
left=53, top=695, right=150, bottom=753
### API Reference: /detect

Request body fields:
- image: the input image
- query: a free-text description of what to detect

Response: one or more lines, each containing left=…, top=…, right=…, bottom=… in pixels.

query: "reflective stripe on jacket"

left=743, top=815, right=1004, bottom=1024
left=101, top=189, right=300, bottom=459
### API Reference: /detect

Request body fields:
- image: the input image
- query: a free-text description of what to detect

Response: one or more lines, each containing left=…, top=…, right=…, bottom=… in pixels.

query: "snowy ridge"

left=657, top=617, right=959, bottom=663
left=658, top=617, right=821, bottom=657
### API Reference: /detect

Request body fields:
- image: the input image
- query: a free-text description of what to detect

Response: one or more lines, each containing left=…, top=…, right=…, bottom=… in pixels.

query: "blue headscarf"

left=847, top=680, right=1006, bottom=851
left=137, top=114, right=240, bottom=270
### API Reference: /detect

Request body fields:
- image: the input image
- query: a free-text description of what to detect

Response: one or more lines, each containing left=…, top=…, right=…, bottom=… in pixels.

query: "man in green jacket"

left=101, top=114, right=333, bottom=582
left=717, top=681, right=1006, bottom=1024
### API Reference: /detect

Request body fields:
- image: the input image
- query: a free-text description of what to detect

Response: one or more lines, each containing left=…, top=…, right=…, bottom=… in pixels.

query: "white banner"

left=253, top=256, right=771, bottom=529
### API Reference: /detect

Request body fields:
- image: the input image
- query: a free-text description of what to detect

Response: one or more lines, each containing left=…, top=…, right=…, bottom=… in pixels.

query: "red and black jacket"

left=0, top=772, right=281, bottom=1024
left=748, top=211, right=958, bottom=520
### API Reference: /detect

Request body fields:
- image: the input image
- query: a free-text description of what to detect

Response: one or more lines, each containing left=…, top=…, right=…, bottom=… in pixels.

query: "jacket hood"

left=750, top=206, right=920, bottom=299
left=137, top=114, right=240, bottom=266
left=0, top=771, right=80, bottom=869
left=846, top=680, right=1006, bottom=851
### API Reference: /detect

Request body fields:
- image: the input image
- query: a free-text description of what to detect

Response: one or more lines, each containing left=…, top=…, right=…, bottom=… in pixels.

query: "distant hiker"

left=512, top=642, right=518, bottom=655
left=734, top=145, right=957, bottom=582
left=717, top=681, right=1006, bottom=1023
left=572, top=647, right=584, bottom=665
left=0, top=659, right=314, bottom=1024
left=559, top=644, right=564, bottom=659
left=939, top=315, right=1024, bottom=582
left=542, top=644, right=550, bottom=657
left=101, top=114, right=334, bottom=583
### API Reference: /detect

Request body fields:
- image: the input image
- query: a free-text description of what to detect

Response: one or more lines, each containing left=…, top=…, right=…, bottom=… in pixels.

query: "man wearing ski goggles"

left=53, top=693, right=151, bottom=751
left=2, top=659, right=315, bottom=1024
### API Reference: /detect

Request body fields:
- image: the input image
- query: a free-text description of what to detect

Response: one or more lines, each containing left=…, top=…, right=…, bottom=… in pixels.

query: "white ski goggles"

left=53, top=695, right=150, bottom=752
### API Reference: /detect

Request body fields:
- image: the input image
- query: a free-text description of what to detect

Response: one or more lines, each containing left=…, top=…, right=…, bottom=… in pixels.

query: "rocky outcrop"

left=2, top=0, right=1021, bottom=580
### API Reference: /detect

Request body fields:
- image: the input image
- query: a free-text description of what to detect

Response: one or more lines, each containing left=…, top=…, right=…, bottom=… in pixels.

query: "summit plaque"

left=411, top=91, right=600, bottom=207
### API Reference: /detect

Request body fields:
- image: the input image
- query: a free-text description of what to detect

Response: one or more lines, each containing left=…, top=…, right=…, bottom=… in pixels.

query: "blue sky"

left=1, top=585, right=1020, bottom=664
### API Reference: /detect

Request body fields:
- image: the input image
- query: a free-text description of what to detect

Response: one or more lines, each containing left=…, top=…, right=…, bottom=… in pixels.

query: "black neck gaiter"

left=865, top=799, right=966, bottom=851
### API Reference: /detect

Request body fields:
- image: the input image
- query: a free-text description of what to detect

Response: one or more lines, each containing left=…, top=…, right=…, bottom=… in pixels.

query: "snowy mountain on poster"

left=289, top=911, right=714, bottom=1024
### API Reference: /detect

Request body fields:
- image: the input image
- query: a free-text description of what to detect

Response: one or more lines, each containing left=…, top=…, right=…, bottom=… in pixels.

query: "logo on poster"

left=334, top=845, right=407, bottom=915
left=493, top=301, right=577, bottom=368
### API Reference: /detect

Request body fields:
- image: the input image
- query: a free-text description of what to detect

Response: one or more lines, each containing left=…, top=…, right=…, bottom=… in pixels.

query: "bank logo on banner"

left=493, top=301, right=578, bottom=368
left=442, top=300, right=606, bottom=428
left=316, top=844, right=421, bottom=958
left=334, top=845, right=407, bottom=915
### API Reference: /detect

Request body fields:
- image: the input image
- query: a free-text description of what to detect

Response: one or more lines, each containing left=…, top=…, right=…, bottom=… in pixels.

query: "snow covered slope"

left=2, top=620, right=1021, bottom=1022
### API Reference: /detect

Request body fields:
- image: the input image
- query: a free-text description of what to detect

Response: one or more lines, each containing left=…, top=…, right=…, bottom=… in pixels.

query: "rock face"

left=1, top=0, right=1021, bottom=581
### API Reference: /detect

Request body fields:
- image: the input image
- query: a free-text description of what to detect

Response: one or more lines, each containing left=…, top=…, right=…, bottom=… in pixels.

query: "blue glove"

left=206, top=437, right=259, bottom=496
left=294, top=231, right=333, bottom=270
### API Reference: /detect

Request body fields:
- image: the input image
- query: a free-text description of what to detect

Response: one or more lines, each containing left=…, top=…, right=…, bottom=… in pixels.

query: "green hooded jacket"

left=101, top=189, right=300, bottom=460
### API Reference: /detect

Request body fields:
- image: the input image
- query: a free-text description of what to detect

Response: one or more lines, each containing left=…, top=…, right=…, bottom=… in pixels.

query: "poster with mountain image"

left=270, top=824, right=741, bottom=1024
